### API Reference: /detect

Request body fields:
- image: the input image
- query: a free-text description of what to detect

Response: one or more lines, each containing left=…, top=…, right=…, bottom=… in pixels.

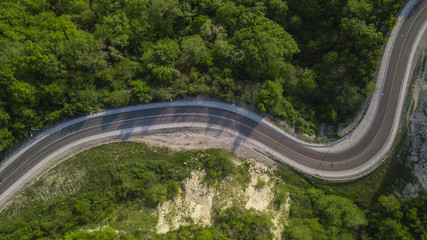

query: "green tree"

left=334, top=83, right=364, bottom=119
left=74, top=198, right=92, bottom=224
left=94, top=13, right=131, bottom=49
left=151, top=66, right=176, bottom=85
left=218, top=205, right=274, bottom=240
left=265, top=0, right=288, bottom=26
left=284, top=218, right=328, bottom=240
left=67, top=0, right=96, bottom=29
left=148, top=0, right=183, bottom=37
left=215, top=2, right=244, bottom=33
left=153, top=38, right=181, bottom=66
left=341, top=18, right=384, bottom=50
left=257, top=80, right=283, bottom=112
left=378, top=194, right=403, bottom=219
left=344, top=0, right=373, bottom=20
left=104, top=90, right=132, bottom=108
left=63, top=227, right=118, bottom=240
left=194, top=228, right=214, bottom=240
left=315, top=194, right=367, bottom=231
left=0, top=0, right=409, bottom=162
left=0, top=128, right=13, bottom=153
left=233, top=15, right=298, bottom=80
left=211, top=39, right=237, bottom=68
left=376, top=218, right=412, bottom=240
left=178, top=35, right=209, bottom=69
left=56, top=29, right=107, bottom=72
left=7, top=80, right=38, bottom=112
left=200, top=19, right=227, bottom=42
left=296, top=68, right=317, bottom=98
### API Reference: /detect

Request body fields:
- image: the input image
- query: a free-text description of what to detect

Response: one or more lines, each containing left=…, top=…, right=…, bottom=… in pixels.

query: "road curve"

left=0, top=0, right=426, bottom=207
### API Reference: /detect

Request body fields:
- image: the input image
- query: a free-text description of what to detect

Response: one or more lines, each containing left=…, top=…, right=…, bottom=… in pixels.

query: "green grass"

left=1, top=137, right=422, bottom=239
left=0, top=142, right=254, bottom=239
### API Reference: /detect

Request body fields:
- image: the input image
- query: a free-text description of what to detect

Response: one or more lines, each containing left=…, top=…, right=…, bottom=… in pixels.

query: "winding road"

left=0, top=0, right=427, bottom=207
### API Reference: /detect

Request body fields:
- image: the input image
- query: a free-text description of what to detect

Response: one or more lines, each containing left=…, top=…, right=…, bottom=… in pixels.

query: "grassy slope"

left=0, top=142, right=258, bottom=238
left=0, top=140, right=418, bottom=239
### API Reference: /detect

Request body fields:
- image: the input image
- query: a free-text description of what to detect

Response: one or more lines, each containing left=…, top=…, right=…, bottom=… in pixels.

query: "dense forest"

left=0, top=0, right=405, bottom=155
left=0, top=142, right=425, bottom=239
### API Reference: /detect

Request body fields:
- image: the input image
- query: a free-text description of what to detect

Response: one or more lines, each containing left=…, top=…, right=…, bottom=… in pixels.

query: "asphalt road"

left=0, top=0, right=427, bottom=202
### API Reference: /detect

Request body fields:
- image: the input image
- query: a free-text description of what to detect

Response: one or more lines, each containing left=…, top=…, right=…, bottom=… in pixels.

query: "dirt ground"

left=129, top=130, right=278, bottom=171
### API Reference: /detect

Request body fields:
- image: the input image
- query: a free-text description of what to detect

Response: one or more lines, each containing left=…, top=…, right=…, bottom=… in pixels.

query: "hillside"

left=0, top=0, right=405, bottom=155
left=0, top=142, right=425, bottom=239
left=1, top=0, right=426, bottom=238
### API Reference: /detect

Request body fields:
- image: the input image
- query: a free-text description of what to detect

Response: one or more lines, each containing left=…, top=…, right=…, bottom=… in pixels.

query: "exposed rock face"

left=399, top=33, right=427, bottom=198
left=155, top=163, right=290, bottom=239
left=401, top=77, right=427, bottom=198
left=156, top=170, right=215, bottom=234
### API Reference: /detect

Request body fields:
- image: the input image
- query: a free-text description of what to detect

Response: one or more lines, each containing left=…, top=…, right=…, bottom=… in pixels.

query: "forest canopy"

left=0, top=0, right=404, bottom=154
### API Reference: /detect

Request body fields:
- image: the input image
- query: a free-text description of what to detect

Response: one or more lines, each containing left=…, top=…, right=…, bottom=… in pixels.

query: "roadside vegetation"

left=307, top=109, right=412, bottom=208
left=0, top=142, right=252, bottom=239
left=0, top=142, right=425, bottom=239
left=0, top=0, right=405, bottom=156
